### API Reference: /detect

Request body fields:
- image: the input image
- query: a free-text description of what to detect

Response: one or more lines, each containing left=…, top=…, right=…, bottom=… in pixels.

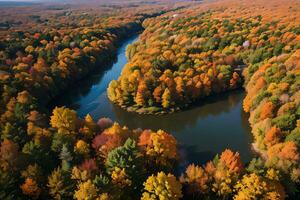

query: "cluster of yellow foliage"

left=141, top=172, right=183, bottom=200
left=74, top=180, right=98, bottom=200
left=111, top=167, right=132, bottom=188
left=50, top=107, right=78, bottom=135
left=75, top=140, right=90, bottom=155
left=179, top=164, right=209, bottom=194
left=138, top=130, right=177, bottom=165
left=234, top=173, right=285, bottom=200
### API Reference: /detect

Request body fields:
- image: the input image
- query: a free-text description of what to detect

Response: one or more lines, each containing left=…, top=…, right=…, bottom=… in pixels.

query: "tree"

left=16, top=90, right=32, bottom=104
left=175, top=77, right=185, bottom=100
left=220, top=149, right=244, bottom=173
left=272, top=114, right=296, bottom=131
left=20, top=178, right=41, bottom=199
left=105, top=138, right=143, bottom=184
left=79, top=114, right=98, bottom=138
left=141, top=172, right=182, bottom=200
left=234, top=173, right=285, bottom=200
left=285, top=128, right=300, bottom=146
left=126, top=44, right=137, bottom=60
left=50, top=107, right=78, bottom=135
left=0, top=169, right=20, bottom=200
left=243, top=95, right=252, bottom=113
left=135, top=81, right=149, bottom=106
left=153, top=85, right=163, bottom=103
left=138, top=130, right=152, bottom=148
left=180, top=164, right=209, bottom=194
left=21, top=164, right=43, bottom=184
left=60, top=145, right=73, bottom=172
left=138, top=130, right=177, bottom=167
left=79, top=159, right=98, bottom=172
left=74, top=180, right=98, bottom=200
left=48, top=167, right=74, bottom=199
left=107, top=80, right=118, bottom=102
left=264, top=126, right=282, bottom=147
left=0, top=139, right=19, bottom=171
left=92, top=133, right=123, bottom=158
left=267, top=141, right=299, bottom=172
left=260, top=101, right=275, bottom=120
left=162, top=88, right=171, bottom=108
left=111, top=167, right=132, bottom=188
left=75, top=140, right=90, bottom=155
left=229, top=72, right=240, bottom=89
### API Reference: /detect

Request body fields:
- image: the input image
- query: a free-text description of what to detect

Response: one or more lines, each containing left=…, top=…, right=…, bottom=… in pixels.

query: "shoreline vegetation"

left=119, top=85, right=245, bottom=115
left=0, top=0, right=299, bottom=199
left=117, top=65, right=247, bottom=115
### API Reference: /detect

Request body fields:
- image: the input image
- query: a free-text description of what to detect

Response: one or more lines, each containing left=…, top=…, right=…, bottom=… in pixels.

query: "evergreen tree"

left=48, top=167, right=74, bottom=199
left=106, top=138, right=145, bottom=193
left=60, top=145, right=73, bottom=172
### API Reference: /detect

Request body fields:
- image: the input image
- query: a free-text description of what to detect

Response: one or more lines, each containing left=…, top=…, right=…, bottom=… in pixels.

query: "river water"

left=54, top=35, right=253, bottom=167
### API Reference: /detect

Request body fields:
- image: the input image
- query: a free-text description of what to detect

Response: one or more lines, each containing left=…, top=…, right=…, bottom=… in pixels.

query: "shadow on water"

left=178, top=144, right=215, bottom=172
left=52, top=58, right=116, bottom=109
left=53, top=34, right=253, bottom=170
left=111, top=90, right=244, bottom=132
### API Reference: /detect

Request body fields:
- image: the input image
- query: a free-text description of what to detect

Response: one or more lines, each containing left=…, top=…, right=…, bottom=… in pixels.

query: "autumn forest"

left=0, top=0, right=299, bottom=199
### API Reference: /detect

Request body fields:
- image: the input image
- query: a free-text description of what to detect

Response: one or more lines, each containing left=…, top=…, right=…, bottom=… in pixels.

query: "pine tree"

left=106, top=138, right=144, bottom=191
left=60, top=145, right=73, bottom=172
left=0, top=169, right=21, bottom=200
left=48, top=167, right=74, bottom=200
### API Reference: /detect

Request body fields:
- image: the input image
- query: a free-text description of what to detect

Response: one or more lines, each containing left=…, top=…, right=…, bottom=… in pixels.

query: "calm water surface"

left=55, top=35, right=253, bottom=168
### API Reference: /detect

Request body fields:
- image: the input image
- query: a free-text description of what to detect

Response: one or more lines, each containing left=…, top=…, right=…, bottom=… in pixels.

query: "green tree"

left=105, top=138, right=144, bottom=191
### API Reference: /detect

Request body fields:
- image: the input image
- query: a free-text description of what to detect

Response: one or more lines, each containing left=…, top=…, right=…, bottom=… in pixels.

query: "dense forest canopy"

left=0, top=0, right=299, bottom=199
left=107, top=0, right=300, bottom=199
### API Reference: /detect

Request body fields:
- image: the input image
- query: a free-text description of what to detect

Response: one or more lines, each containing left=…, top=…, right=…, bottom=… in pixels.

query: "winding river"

left=54, top=35, right=253, bottom=168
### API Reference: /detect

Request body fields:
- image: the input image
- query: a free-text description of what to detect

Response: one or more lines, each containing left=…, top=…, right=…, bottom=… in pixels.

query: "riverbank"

left=122, top=86, right=245, bottom=115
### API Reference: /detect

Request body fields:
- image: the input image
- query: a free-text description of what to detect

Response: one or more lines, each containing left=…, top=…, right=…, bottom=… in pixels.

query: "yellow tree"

left=175, top=77, right=185, bottom=100
left=74, top=180, right=98, bottom=200
left=138, top=129, right=177, bottom=166
left=141, top=172, right=182, bottom=200
left=50, top=107, right=78, bottom=135
left=234, top=173, right=285, bottom=200
left=180, top=164, right=209, bottom=194
left=162, top=88, right=171, bottom=108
